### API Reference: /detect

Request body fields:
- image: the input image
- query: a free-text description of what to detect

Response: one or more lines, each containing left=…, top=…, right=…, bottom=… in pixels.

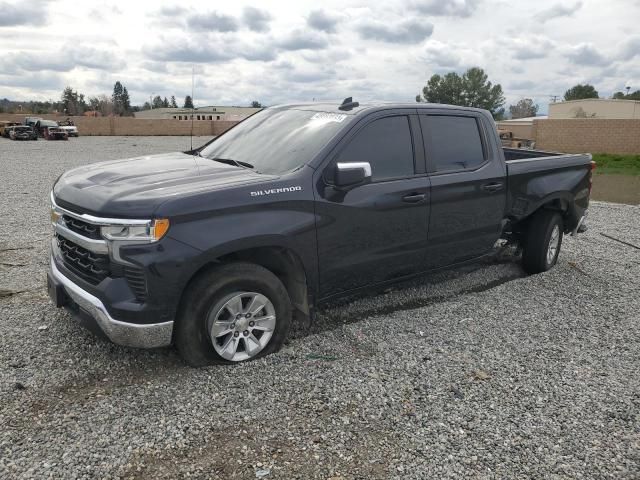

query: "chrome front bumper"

left=49, top=257, right=173, bottom=348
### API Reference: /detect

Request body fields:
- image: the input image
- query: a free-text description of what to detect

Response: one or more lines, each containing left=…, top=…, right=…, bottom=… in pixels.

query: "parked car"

left=9, top=125, right=38, bottom=140
left=47, top=100, right=594, bottom=366
left=43, top=126, right=68, bottom=140
left=24, top=116, right=43, bottom=129
left=58, top=118, right=79, bottom=137
left=34, top=119, right=58, bottom=137
left=0, top=121, right=21, bottom=138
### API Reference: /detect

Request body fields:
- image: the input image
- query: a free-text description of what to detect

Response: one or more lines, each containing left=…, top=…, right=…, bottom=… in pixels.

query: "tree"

left=121, top=87, right=131, bottom=115
left=112, top=81, right=124, bottom=115
left=509, top=98, right=539, bottom=119
left=251, top=101, right=263, bottom=108
left=563, top=84, right=598, bottom=101
left=61, top=86, right=86, bottom=116
left=142, top=101, right=151, bottom=110
left=612, top=90, right=640, bottom=100
left=88, top=94, right=114, bottom=116
left=88, top=96, right=100, bottom=112
left=112, top=81, right=131, bottom=116
left=183, top=95, right=194, bottom=109
left=170, top=95, right=178, bottom=108
left=152, top=95, right=164, bottom=109
left=416, top=67, right=505, bottom=118
left=162, top=97, right=169, bottom=108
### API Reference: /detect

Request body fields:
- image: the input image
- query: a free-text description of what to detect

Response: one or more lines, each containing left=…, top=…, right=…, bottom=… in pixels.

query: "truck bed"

left=502, top=147, right=593, bottom=227
left=503, top=147, right=575, bottom=161
left=504, top=147, right=591, bottom=173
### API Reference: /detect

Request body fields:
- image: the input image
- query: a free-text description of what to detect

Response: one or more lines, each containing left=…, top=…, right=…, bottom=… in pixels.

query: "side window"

left=423, top=115, right=485, bottom=172
left=336, top=116, right=414, bottom=181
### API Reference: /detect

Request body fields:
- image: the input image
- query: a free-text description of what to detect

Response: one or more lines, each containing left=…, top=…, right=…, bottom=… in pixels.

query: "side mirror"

left=334, top=162, right=372, bottom=188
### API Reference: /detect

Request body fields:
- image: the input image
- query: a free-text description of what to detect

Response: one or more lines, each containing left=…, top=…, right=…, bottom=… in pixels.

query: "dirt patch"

left=591, top=174, right=640, bottom=205
left=122, top=421, right=393, bottom=480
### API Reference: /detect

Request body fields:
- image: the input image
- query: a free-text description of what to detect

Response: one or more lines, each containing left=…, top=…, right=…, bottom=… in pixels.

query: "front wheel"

left=175, top=262, right=292, bottom=366
left=522, top=210, right=564, bottom=274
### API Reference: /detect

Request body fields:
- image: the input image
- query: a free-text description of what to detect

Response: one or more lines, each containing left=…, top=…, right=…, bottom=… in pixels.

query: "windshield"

left=199, top=108, right=349, bottom=175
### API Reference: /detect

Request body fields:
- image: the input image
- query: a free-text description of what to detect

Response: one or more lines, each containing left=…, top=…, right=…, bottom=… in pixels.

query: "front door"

left=314, top=111, right=431, bottom=298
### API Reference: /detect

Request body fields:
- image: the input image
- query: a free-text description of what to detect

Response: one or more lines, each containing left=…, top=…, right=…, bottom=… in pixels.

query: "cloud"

left=510, top=36, right=555, bottom=60
left=421, top=40, right=479, bottom=71
left=0, top=2, right=48, bottom=27
left=535, top=1, right=583, bottom=22
left=508, top=79, right=536, bottom=90
left=357, top=19, right=434, bottom=44
left=157, top=6, right=188, bottom=17
left=618, top=35, right=640, bottom=61
left=287, top=67, right=337, bottom=83
left=0, top=45, right=125, bottom=73
left=146, top=41, right=235, bottom=63
left=307, top=10, right=341, bottom=33
left=242, top=7, right=272, bottom=32
left=144, top=35, right=278, bottom=63
left=187, top=11, right=239, bottom=32
left=235, top=41, right=278, bottom=61
left=565, top=43, right=610, bottom=66
left=71, top=46, right=126, bottom=71
left=408, top=0, right=480, bottom=17
left=276, top=30, right=329, bottom=51
left=0, top=72, right=64, bottom=91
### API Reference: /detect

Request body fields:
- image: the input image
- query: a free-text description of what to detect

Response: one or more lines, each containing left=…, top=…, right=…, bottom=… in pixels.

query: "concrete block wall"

left=0, top=114, right=238, bottom=137
left=533, top=119, right=640, bottom=154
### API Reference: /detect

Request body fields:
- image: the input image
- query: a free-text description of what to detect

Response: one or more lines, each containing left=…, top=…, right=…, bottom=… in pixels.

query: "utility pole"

left=550, top=95, right=559, bottom=103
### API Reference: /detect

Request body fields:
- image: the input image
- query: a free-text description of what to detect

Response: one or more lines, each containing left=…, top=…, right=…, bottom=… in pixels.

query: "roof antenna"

left=190, top=65, right=195, bottom=152
left=338, top=96, right=359, bottom=111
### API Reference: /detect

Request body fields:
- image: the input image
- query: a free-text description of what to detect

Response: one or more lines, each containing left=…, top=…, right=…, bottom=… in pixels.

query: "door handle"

left=481, top=182, right=504, bottom=192
left=402, top=193, right=426, bottom=203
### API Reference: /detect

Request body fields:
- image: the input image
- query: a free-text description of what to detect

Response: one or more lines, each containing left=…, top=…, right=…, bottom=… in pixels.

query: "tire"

left=522, top=210, right=564, bottom=274
left=175, top=262, right=292, bottom=367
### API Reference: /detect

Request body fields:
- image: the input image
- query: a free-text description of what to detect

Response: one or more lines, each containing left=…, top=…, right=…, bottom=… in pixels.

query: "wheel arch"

left=512, top=191, right=580, bottom=234
left=176, top=241, right=312, bottom=328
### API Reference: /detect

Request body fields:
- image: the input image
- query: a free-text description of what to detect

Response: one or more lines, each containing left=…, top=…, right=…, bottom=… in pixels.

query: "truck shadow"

left=290, top=252, right=525, bottom=340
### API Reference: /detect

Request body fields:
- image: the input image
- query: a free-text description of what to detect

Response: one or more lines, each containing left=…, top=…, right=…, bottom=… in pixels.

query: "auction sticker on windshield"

left=310, top=112, right=347, bottom=123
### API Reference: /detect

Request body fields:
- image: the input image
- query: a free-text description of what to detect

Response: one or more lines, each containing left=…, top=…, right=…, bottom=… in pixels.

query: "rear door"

left=314, top=110, right=430, bottom=298
left=419, top=111, right=506, bottom=269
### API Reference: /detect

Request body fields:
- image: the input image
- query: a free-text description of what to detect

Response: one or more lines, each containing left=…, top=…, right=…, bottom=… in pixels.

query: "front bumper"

left=48, top=256, right=174, bottom=348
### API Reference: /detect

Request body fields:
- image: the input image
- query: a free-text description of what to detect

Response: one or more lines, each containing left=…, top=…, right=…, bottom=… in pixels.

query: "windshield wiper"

left=208, top=156, right=257, bottom=171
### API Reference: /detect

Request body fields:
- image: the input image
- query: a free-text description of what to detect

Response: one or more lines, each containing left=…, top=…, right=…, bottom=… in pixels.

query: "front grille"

left=124, top=266, right=147, bottom=302
left=63, top=215, right=101, bottom=240
left=56, top=234, right=110, bottom=284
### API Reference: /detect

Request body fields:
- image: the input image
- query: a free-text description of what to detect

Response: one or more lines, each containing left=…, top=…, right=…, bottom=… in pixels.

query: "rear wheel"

left=522, top=210, right=564, bottom=274
left=175, top=262, right=292, bottom=366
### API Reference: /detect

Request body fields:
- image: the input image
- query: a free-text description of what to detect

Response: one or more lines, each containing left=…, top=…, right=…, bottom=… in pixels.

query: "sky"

left=1, top=0, right=638, bottom=114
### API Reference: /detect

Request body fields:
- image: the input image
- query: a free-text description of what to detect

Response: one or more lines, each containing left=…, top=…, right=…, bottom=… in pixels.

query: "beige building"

left=134, top=106, right=262, bottom=121
left=549, top=99, right=640, bottom=119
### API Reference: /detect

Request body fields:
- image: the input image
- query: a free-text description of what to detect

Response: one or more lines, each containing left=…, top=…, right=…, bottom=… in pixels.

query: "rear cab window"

left=420, top=115, right=486, bottom=173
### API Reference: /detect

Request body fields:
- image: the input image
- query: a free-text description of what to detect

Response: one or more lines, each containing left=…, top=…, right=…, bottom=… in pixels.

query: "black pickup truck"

left=48, top=100, right=594, bottom=365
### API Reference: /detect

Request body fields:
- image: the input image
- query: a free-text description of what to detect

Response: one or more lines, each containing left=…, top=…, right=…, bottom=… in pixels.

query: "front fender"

left=166, top=206, right=319, bottom=297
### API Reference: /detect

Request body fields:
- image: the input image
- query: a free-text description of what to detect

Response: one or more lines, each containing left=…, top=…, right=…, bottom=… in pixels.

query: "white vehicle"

left=59, top=125, right=79, bottom=137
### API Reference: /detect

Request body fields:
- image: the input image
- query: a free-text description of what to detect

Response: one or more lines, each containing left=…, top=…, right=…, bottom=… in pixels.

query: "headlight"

left=101, top=219, right=170, bottom=242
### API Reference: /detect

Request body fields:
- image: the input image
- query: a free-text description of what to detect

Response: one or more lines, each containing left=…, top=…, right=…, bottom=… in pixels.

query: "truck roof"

left=272, top=100, right=489, bottom=117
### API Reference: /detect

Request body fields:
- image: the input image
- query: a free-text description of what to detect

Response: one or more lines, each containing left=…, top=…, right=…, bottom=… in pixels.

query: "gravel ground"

left=1, top=136, right=639, bottom=479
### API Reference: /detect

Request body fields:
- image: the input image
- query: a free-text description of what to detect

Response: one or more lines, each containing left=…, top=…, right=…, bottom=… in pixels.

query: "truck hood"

left=53, top=152, right=272, bottom=218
